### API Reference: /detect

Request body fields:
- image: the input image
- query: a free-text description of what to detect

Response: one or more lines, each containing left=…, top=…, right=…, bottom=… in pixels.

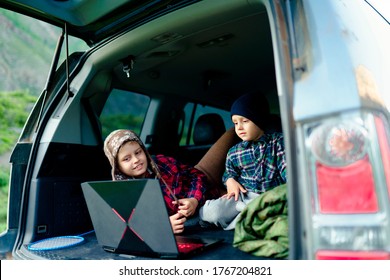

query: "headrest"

left=193, top=113, right=226, bottom=145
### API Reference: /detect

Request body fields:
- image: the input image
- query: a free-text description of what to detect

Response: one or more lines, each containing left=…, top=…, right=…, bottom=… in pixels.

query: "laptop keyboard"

left=177, top=242, right=204, bottom=254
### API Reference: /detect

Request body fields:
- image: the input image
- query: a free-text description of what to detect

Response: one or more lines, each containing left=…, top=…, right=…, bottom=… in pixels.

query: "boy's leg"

left=200, top=192, right=261, bottom=230
left=199, top=196, right=240, bottom=229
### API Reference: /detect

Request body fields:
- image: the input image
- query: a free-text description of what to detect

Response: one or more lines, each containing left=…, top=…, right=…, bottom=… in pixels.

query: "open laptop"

left=81, top=179, right=223, bottom=258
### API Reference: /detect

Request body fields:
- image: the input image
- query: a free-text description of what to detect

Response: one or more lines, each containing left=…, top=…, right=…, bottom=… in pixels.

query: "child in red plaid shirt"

left=104, top=129, right=207, bottom=234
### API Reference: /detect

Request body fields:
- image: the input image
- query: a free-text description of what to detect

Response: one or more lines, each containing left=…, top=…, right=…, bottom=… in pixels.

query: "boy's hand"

left=224, top=178, right=247, bottom=201
left=173, top=198, right=198, bottom=217
left=169, top=212, right=186, bottom=234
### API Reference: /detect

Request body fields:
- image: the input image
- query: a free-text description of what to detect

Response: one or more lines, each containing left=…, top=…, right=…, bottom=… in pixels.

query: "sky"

left=367, top=0, right=390, bottom=22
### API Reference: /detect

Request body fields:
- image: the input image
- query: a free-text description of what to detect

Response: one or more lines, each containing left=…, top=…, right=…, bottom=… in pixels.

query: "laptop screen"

left=81, top=179, right=179, bottom=257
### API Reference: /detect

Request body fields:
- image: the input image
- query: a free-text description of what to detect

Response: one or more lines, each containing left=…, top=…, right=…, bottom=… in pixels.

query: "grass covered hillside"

left=0, top=10, right=87, bottom=97
left=0, top=167, right=9, bottom=232
left=0, top=9, right=88, bottom=232
left=0, top=10, right=58, bottom=96
left=0, top=9, right=58, bottom=233
left=0, top=90, right=37, bottom=232
left=0, top=91, right=36, bottom=154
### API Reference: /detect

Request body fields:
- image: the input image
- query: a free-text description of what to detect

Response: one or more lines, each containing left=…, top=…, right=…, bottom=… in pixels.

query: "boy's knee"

left=199, top=198, right=239, bottom=224
left=199, top=201, right=223, bottom=223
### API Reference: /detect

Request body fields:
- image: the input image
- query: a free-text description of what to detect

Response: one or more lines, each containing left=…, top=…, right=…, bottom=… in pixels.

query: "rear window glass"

left=179, top=103, right=232, bottom=146
left=99, top=89, right=150, bottom=139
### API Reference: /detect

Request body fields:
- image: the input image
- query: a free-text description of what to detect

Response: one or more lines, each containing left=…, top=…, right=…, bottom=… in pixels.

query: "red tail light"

left=375, top=116, right=390, bottom=198
left=316, top=250, right=390, bottom=260
left=316, top=157, right=378, bottom=213
left=310, top=120, right=378, bottom=213
left=302, top=111, right=390, bottom=259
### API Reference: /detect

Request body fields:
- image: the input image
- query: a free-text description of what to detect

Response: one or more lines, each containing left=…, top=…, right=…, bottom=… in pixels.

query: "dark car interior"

left=13, top=1, right=285, bottom=260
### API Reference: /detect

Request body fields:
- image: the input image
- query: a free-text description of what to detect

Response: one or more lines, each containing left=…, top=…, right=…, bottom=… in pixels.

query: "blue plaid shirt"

left=222, top=132, right=287, bottom=193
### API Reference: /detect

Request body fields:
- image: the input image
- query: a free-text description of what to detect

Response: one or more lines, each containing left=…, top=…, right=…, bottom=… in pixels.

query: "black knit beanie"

left=230, top=92, right=270, bottom=129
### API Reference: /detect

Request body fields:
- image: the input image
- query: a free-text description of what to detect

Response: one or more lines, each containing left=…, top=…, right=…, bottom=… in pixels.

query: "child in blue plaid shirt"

left=199, top=92, right=287, bottom=230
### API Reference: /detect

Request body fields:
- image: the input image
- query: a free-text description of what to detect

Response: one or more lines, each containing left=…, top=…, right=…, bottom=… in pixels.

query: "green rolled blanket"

left=233, top=184, right=288, bottom=258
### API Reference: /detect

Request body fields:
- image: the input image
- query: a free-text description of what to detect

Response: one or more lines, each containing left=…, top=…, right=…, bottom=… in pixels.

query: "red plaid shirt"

left=145, top=154, right=207, bottom=215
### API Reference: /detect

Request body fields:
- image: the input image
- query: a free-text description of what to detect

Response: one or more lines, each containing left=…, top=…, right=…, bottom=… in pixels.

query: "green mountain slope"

left=0, top=10, right=58, bottom=96
left=0, top=9, right=87, bottom=96
left=0, top=8, right=90, bottom=232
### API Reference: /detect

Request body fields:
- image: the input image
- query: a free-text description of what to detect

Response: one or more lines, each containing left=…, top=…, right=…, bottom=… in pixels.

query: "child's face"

left=232, top=114, right=264, bottom=141
left=117, top=141, right=148, bottom=178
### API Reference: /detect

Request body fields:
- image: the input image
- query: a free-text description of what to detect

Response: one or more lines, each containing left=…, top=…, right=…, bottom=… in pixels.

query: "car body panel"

left=293, top=0, right=390, bottom=121
left=0, top=0, right=389, bottom=260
